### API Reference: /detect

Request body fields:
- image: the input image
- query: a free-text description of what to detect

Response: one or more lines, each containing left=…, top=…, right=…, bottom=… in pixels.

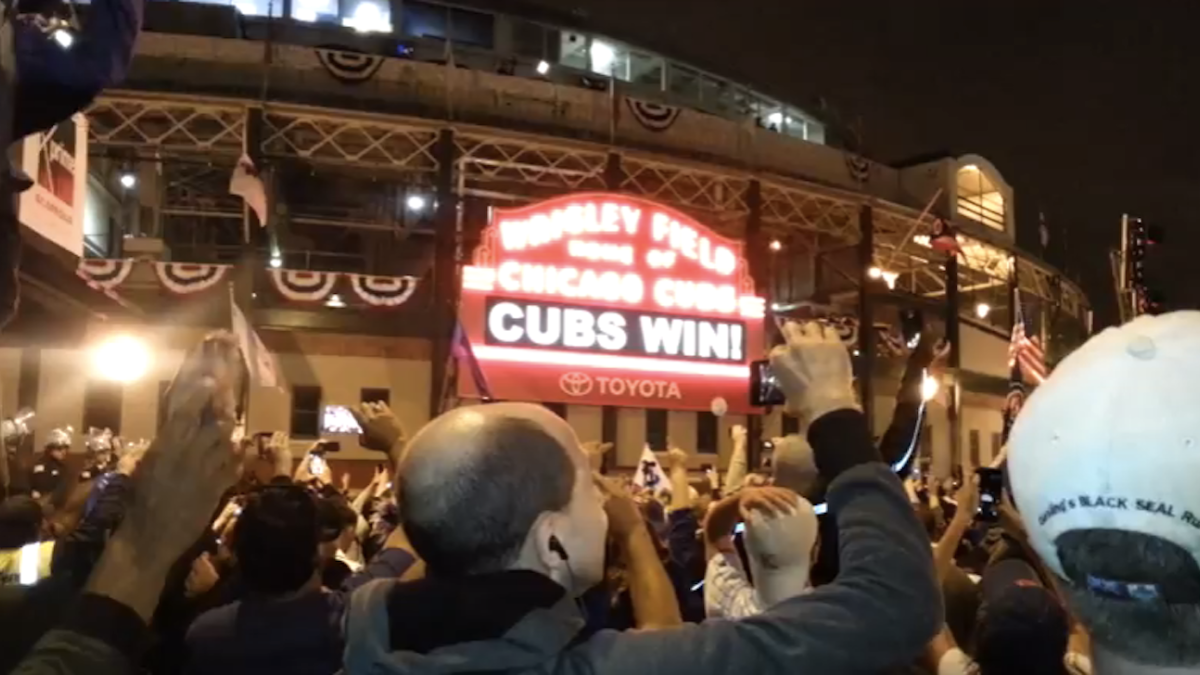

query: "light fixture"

left=921, top=370, right=939, bottom=402
left=406, top=194, right=427, bottom=212
left=769, top=239, right=782, bottom=252
left=269, top=255, right=282, bottom=269
left=51, top=28, right=73, bottom=49
left=589, top=39, right=615, bottom=74
left=766, top=112, right=784, bottom=127
left=882, top=271, right=899, bottom=289
left=326, top=294, right=346, bottom=308
left=91, top=335, right=151, bottom=383
left=868, top=266, right=883, bottom=280
left=536, top=60, right=551, bottom=75
left=975, top=302, right=991, bottom=319
left=961, top=164, right=979, bottom=172
left=118, top=172, right=136, bottom=189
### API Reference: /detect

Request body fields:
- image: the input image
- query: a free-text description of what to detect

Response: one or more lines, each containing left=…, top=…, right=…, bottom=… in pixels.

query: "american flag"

left=1009, top=292, right=1047, bottom=385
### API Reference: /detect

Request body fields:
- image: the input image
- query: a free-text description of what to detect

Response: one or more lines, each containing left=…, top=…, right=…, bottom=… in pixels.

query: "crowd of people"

left=0, top=313, right=1195, bottom=675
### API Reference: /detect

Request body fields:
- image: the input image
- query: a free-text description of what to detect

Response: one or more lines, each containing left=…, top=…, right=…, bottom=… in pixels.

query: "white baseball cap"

left=1009, top=311, right=1200, bottom=595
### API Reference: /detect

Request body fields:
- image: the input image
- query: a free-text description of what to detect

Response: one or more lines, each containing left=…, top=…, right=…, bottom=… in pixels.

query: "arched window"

left=956, top=164, right=1006, bottom=231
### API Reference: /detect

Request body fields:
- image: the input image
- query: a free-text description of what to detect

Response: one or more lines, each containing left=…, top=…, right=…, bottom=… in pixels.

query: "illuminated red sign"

left=458, top=193, right=764, bottom=413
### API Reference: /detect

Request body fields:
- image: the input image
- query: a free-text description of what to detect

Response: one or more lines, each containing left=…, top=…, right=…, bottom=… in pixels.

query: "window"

left=601, top=406, right=617, bottom=473
left=559, top=32, right=588, bottom=69
left=696, top=412, right=718, bottom=454
left=543, top=402, right=567, bottom=419
left=629, top=52, right=663, bottom=89
left=401, top=0, right=447, bottom=39
left=957, top=164, right=1006, bottom=230
left=588, top=38, right=629, bottom=79
left=781, top=413, right=800, bottom=436
left=360, top=388, right=390, bottom=406
left=512, top=19, right=547, bottom=59
left=449, top=8, right=493, bottom=48
left=969, top=430, right=981, bottom=468
left=205, top=0, right=282, bottom=18
left=291, top=386, right=322, bottom=439
left=290, top=0, right=336, bottom=23
left=667, top=64, right=700, bottom=99
left=645, top=409, right=667, bottom=451
left=341, top=0, right=392, bottom=33
left=82, top=381, right=123, bottom=435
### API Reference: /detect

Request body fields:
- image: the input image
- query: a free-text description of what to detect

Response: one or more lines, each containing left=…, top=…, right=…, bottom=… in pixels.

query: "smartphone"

left=252, top=431, right=272, bottom=459
left=976, top=467, right=1004, bottom=522
left=749, top=359, right=787, bottom=407
left=321, top=405, right=363, bottom=435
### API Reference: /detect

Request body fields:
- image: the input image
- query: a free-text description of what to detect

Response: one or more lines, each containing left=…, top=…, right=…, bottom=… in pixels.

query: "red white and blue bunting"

left=77, top=258, right=135, bottom=290
left=268, top=269, right=341, bottom=302
left=348, top=274, right=419, bottom=307
left=625, top=98, right=682, bottom=132
left=154, top=262, right=231, bottom=294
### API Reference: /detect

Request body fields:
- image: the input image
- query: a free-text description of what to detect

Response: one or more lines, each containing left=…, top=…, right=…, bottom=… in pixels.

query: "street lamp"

left=91, top=335, right=151, bottom=383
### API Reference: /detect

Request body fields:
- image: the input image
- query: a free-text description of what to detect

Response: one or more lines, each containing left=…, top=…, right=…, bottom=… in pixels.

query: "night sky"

left=522, top=0, right=1200, bottom=325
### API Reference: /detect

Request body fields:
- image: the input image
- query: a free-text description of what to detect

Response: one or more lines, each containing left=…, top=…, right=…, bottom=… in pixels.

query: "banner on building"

left=457, top=193, right=765, bottom=413
left=18, top=114, right=88, bottom=257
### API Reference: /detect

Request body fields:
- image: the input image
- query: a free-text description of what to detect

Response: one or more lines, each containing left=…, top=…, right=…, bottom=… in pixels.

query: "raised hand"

left=353, top=401, right=405, bottom=455
left=769, top=320, right=859, bottom=422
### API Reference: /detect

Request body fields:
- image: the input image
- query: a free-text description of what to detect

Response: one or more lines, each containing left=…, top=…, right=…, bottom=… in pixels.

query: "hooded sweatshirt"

left=342, top=409, right=942, bottom=675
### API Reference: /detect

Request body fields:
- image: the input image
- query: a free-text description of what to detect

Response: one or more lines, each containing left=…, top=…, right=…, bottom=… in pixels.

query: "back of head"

left=0, top=496, right=43, bottom=549
left=1009, top=311, right=1200, bottom=667
left=772, top=434, right=818, bottom=499
left=234, top=485, right=320, bottom=595
left=397, top=403, right=577, bottom=578
left=743, top=495, right=819, bottom=605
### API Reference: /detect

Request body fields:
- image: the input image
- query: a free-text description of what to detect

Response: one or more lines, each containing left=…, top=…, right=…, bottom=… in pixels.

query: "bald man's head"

left=397, top=403, right=587, bottom=578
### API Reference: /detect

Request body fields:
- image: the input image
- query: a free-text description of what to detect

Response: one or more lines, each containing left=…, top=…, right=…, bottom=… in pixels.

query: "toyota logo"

left=559, top=372, right=594, bottom=397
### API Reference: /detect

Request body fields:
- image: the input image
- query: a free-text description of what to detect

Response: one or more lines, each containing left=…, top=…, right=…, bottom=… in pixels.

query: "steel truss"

left=86, top=91, right=1087, bottom=320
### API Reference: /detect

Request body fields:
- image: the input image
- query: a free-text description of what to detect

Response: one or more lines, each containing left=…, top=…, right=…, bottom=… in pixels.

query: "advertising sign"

left=458, top=193, right=764, bottom=413
left=18, top=114, right=88, bottom=257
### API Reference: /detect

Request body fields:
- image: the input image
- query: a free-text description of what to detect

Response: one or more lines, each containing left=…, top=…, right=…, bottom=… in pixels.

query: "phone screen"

left=308, top=454, right=328, bottom=476
left=321, top=406, right=363, bottom=435
left=976, top=467, right=1004, bottom=522
left=749, top=359, right=787, bottom=407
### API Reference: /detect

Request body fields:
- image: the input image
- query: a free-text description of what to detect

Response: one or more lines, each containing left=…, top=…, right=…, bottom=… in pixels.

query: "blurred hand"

left=340, top=472, right=351, bottom=493
left=739, top=486, right=799, bottom=521
left=730, top=424, right=747, bottom=446
left=954, top=475, right=981, bottom=522
left=663, top=447, right=688, bottom=472
left=121, top=375, right=241, bottom=567
left=184, top=553, right=220, bottom=599
left=580, top=440, right=614, bottom=460
left=596, top=475, right=644, bottom=540
left=353, top=402, right=405, bottom=454
left=115, top=441, right=149, bottom=477
left=769, top=320, right=858, bottom=421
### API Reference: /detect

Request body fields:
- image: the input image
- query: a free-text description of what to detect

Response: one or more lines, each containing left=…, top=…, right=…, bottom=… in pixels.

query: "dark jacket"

left=342, top=411, right=942, bottom=675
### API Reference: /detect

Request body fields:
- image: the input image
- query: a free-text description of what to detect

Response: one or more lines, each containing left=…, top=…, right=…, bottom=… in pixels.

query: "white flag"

left=230, top=287, right=283, bottom=389
left=633, top=444, right=669, bottom=493
left=229, top=155, right=268, bottom=228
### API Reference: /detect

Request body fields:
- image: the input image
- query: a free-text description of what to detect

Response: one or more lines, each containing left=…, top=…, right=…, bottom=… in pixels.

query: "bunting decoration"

left=625, top=98, right=681, bottom=132
left=77, top=258, right=135, bottom=290
left=268, top=269, right=340, bottom=302
left=315, top=46, right=385, bottom=85
left=154, top=262, right=231, bottom=295
left=348, top=274, right=419, bottom=307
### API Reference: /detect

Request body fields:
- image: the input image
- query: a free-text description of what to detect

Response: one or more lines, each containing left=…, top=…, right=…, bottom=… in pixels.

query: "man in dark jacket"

left=342, top=320, right=942, bottom=675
